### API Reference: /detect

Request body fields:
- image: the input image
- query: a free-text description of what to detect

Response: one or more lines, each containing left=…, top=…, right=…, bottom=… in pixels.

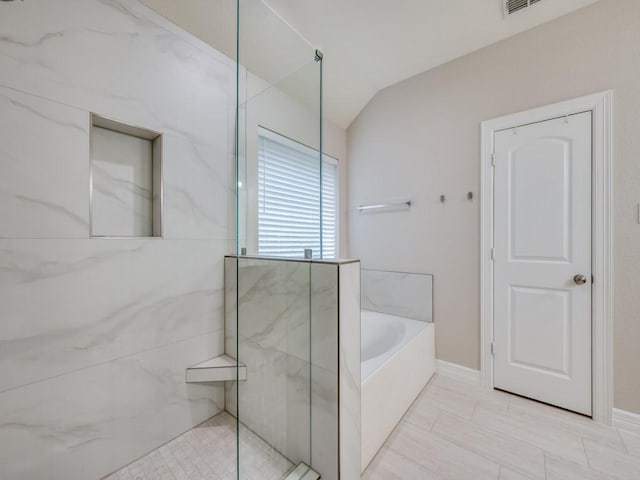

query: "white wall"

left=0, top=1, right=235, bottom=478
left=347, top=0, right=640, bottom=414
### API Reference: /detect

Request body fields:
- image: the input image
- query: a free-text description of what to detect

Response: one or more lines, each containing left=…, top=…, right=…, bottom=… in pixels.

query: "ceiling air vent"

left=505, top=0, right=543, bottom=15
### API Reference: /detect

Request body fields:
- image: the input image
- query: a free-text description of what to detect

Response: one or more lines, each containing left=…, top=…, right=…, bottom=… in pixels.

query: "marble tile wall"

left=224, top=258, right=360, bottom=480
left=0, top=0, right=235, bottom=241
left=0, top=87, right=90, bottom=238
left=338, top=261, right=362, bottom=480
left=310, top=263, right=339, bottom=480
left=0, top=1, right=234, bottom=479
left=361, top=269, right=434, bottom=322
left=224, top=257, right=312, bottom=470
left=0, top=333, right=224, bottom=480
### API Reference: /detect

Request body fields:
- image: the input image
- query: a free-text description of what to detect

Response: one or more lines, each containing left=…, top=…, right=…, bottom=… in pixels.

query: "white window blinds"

left=258, top=128, right=338, bottom=259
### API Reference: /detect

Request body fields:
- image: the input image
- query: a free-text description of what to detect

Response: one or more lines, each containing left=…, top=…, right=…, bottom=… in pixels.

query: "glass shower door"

left=232, top=1, right=322, bottom=479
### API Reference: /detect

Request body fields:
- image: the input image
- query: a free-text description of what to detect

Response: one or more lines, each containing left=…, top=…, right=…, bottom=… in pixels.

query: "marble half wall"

left=338, top=261, right=362, bottom=480
left=224, top=256, right=312, bottom=475
left=361, top=269, right=434, bottom=322
left=224, top=256, right=361, bottom=480
left=0, top=1, right=235, bottom=479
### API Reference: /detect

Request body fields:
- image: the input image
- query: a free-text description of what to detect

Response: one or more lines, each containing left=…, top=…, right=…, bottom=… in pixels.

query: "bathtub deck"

left=363, top=373, right=640, bottom=480
left=361, top=315, right=435, bottom=471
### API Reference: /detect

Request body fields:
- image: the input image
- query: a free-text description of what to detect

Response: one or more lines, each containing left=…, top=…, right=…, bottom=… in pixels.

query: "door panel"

left=509, top=140, right=570, bottom=262
left=493, top=112, right=592, bottom=415
left=509, top=286, right=570, bottom=376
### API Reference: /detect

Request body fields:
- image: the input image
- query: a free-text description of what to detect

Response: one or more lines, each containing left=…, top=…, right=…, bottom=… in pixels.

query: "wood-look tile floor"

left=363, top=374, right=640, bottom=480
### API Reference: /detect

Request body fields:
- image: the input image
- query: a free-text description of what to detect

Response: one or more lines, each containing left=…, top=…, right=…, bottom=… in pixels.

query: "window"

left=258, top=128, right=338, bottom=259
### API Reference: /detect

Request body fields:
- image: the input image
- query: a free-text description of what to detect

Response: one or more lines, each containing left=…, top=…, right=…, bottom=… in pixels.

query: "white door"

left=493, top=112, right=592, bottom=416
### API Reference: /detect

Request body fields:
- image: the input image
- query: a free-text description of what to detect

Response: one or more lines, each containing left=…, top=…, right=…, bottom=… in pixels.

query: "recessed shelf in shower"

left=90, top=114, right=163, bottom=238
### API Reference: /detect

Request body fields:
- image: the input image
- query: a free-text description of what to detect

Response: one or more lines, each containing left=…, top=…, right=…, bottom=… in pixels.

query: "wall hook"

left=467, top=192, right=473, bottom=201
left=440, top=195, right=446, bottom=204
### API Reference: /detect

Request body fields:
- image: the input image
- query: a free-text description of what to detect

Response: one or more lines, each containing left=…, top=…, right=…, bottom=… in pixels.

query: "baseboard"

left=613, top=408, right=640, bottom=436
left=436, top=359, right=481, bottom=385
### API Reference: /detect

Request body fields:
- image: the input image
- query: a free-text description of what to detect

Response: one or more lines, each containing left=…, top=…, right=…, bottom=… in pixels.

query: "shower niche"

left=90, top=114, right=162, bottom=238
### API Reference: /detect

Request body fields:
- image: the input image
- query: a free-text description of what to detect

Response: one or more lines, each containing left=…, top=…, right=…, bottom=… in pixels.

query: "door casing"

left=480, top=91, right=613, bottom=424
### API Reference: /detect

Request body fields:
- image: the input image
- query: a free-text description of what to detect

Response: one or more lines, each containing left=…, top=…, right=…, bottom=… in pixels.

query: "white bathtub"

left=361, top=310, right=435, bottom=472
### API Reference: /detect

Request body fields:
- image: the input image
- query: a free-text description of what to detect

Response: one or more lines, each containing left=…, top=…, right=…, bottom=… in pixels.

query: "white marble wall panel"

left=223, top=256, right=238, bottom=422
left=0, top=0, right=231, bottom=141
left=91, top=126, right=154, bottom=237
left=361, top=269, right=434, bottom=322
left=310, top=262, right=339, bottom=480
left=0, top=0, right=235, bottom=241
left=0, top=333, right=224, bottom=480
left=0, top=3, right=236, bottom=476
left=224, top=256, right=239, bottom=360
left=235, top=339, right=289, bottom=450
left=228, top=257, right=311, bottom=466
left=232, top=336, right=311, bottom=470
left=162, top=133, right=230, bottom=239
left=0, top=86, right=89, bottom=238
left=285, top=354, right=312, bottom=464
left=311, top=263, right=339, bottom=373
left=339, top=261, right=362, bottom=480
left=311, top=365, right=339, bottom=480
left=235, top=258, right=310, bottom=361
left=0, top=238, right=226, bottom=393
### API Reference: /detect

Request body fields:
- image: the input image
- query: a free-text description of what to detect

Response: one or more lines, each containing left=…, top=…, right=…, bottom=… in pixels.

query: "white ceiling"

left=141, top=0, right=602, bottom=128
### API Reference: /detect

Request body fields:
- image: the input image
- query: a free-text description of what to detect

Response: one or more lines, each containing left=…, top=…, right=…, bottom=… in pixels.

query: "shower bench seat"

left=185, top=354, right=247, bottom=383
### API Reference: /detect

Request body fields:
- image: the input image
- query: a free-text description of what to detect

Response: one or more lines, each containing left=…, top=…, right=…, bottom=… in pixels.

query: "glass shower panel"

left=234, top=1, right=322, bottom=479
left=234, top=257, right=311, bottom=479
left=237, top=74, right=322, bottom=258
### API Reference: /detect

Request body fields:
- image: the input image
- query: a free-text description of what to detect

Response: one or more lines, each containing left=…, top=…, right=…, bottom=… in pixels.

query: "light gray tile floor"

left=363, top=373, right=640, bottom=480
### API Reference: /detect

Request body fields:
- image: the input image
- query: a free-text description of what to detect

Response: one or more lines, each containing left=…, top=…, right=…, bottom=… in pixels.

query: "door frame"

left=480, top=91, right=613, bottom=424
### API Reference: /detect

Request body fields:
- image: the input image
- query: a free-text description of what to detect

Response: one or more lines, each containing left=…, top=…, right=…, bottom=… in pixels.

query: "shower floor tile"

left=104, top=411, right=293, bottom=480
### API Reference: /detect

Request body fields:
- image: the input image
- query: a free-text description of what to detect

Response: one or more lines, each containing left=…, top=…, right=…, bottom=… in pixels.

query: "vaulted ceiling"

left=140, top=0, right=602, bottom=128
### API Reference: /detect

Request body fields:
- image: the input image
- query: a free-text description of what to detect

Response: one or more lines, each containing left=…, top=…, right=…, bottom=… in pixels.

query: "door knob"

left=573, top=274, right=588, bottom=285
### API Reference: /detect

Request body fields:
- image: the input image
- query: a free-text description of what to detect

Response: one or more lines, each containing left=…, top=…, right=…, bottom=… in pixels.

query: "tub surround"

left=359, top=270, right=436, bottom=471
left=0, top=1, right=234, bottom=479
left=361, top=269, right=433, bottom=322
